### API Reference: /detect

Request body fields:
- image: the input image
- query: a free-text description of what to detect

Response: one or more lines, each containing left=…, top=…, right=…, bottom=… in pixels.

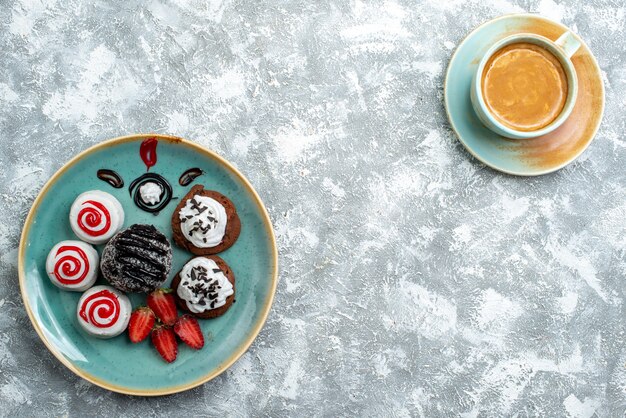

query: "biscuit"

left=171, top=185, right=241, bottom=255
left=171, top=255, right=236, bottom=319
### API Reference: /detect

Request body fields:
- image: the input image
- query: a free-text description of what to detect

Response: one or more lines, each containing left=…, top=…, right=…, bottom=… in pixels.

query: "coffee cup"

left=471, top=31, right=581, bottom=139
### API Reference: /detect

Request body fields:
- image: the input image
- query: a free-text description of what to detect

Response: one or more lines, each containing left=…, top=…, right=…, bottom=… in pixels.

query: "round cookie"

left=171, top=185, right=241, bottom=255
left=171, top=255, right=235, bottom=319
left=46, top=240, right=98, bottom=292
left=76, top=285, right=131, bottom=338
left=100, top=224, right=172, bottom=293
left=69, top=190, right=124, bottom=245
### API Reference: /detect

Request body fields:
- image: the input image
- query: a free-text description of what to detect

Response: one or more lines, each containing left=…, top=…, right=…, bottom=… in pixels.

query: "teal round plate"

left=19, top=134, right=278, bottom=396
left=445, top=14, right=604, bottom=176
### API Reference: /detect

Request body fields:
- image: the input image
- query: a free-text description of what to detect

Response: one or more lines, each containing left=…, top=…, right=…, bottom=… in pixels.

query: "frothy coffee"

left=481, top=42, right=568, bottom=132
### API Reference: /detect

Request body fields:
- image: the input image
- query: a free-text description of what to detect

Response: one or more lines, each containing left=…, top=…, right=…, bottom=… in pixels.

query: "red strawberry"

left=128, top=306, right=155, bottom=343
left=151, top=325, right=177, bottom=363
left=147, top=288, right=177, bottom=326
left=174, top=315, right=204, bottom=350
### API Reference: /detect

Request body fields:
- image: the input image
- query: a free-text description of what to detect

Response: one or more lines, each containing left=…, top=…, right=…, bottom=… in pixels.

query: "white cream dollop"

left=177, top=257, right=234, bottom=313
left=139, top=182, right=162, bottom=205
left=179, top=195, right=227, bottom=248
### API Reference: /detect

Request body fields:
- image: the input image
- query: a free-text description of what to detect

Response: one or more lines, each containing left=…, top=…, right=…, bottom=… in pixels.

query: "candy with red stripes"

left=76, top=285, right=131, bottom=338
left=46, top=240, right=98, bottom=292
left=69, top=190, right=124, bottom=245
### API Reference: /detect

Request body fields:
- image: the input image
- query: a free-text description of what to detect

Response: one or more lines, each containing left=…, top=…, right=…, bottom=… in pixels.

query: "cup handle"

left=555, top=31, right=581, bottom=58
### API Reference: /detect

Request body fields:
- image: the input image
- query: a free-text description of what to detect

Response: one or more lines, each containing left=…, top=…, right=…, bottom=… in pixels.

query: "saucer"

left=444, top=14, right=604, bottom=176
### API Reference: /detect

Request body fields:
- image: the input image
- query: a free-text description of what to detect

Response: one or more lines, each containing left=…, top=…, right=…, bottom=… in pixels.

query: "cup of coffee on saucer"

left=470, top=31, right=581, bottom=139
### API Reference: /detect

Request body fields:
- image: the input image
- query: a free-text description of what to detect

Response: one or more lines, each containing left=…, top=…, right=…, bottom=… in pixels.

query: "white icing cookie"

left=76, top=285, right=131, bottom=338
left=69, top=190, right=124, bottom=245
left=46, top=240, right=98, bottom=292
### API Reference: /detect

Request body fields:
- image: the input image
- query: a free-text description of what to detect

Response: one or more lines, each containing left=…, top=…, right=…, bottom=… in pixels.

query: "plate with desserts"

left=18, top=134, right=278, bottom=396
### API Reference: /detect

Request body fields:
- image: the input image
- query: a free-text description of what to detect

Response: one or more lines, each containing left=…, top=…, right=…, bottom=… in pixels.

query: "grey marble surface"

left=0, top=0, right=625, bottom=416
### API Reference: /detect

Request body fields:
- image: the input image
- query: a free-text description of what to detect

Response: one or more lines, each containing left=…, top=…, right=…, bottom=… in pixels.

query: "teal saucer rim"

left=18, top=134, right=279, bottom=396
left=444, top=13, right=605, bottom=176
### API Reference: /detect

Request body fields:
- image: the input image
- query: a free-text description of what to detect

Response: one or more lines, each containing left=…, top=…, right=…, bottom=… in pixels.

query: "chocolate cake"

left=171, top=185, right=241, bottom=255
left=100, top=224, right=172, bottom=293
left=171, top=255, right=236, bottom=319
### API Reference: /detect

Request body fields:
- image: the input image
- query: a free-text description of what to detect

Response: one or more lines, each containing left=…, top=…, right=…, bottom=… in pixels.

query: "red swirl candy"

left=79, top=290, right=120, bottom=328
left=77, top=200, right=111, bottom=237
left=53, top=245, right=89, bottom=285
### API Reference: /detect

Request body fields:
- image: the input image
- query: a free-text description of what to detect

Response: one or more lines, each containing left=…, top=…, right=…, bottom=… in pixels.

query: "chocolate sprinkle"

left=183, top=263, right=230, bottom=310
left=185, top=197, right=220, bottom=235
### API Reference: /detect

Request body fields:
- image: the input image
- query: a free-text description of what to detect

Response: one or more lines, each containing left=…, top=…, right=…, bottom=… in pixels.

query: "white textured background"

left=0, top=0, right=625, bottom=416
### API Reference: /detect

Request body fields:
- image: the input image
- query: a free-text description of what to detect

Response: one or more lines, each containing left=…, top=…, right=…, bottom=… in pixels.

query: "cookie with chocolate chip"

left=171, top=185, right=241, bottom=255
left=171, top=255, right=236, bottom=319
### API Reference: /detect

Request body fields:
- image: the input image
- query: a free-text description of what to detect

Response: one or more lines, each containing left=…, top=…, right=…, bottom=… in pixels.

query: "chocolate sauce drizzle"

left=179, top=167, right=203, bottom=186
left=97, top=169, right=124, bottom=188
left=128, top=173, right=173, bottom=214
